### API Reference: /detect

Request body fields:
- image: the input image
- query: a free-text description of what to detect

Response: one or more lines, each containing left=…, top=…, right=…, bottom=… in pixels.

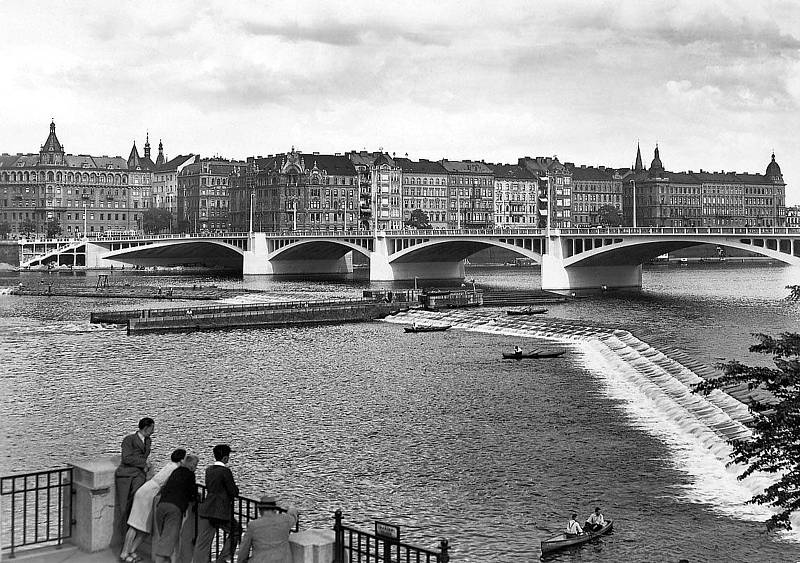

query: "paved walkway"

left=4, top=545, right=160, bottom=563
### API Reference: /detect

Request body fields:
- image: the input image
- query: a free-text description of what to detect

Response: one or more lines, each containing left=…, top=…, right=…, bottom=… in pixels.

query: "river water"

left=2, top=262, right=800, bottom=562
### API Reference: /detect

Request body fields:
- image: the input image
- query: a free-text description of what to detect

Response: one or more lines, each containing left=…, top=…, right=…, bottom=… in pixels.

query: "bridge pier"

left=243, top=233, right=270, bottom=274
left=541, top=236, right=642, bottom=293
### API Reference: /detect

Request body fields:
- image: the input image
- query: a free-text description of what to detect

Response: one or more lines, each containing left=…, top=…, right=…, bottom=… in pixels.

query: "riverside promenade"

left=2, top=458, right=448, bottom=563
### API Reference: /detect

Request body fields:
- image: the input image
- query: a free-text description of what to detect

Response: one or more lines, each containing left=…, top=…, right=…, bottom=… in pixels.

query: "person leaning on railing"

left=114, top=418, right=155, bottom=547
left=236, top=495, right=299, bottom=563
left=153, top=454, right=199, bottom=563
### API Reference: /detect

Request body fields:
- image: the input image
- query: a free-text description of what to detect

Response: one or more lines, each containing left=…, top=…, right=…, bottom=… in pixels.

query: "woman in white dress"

left=120, top=449, right=186, bottom=562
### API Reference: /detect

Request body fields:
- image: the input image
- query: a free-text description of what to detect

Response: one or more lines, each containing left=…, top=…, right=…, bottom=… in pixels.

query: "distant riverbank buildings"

left=0, top=122, right=151, bottom=237
left=0, top=122, right=789, bottom=238
left=620, top=144, right=786, bottom=227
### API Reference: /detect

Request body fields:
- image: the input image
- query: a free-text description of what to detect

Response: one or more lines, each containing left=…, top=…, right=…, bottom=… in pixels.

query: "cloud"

left=240, top=20, right=449, bottom=47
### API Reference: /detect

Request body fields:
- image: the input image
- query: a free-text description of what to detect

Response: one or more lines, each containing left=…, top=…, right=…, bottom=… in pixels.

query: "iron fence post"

left=440, top=539, right=449, bottom=563
left=333, top=509, right=343, bottom=563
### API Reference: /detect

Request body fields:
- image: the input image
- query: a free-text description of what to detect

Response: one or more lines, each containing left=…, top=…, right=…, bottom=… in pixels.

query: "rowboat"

left=540, top=520, right=613, bottom=556
left=506, top=307, right=548, bottom=315
left=502, top=349, right=565, bottom=359
left=404, top=325, right=452, bottom=333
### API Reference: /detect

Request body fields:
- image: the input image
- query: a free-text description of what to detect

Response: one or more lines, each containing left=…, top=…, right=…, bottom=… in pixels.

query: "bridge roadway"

left=18, top=227, right=800, bottom=292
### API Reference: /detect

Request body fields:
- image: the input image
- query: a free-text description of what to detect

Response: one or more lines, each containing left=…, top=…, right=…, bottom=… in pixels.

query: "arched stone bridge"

left=18, top=227, right=800, bottom=291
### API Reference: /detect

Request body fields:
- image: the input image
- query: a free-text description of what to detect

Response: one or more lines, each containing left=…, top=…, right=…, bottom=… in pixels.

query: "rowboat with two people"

left=502, top=348, right=566, bottom=359
left=540, top=520, right=613, bottom=556
left=404, top=323, right=452, bottom=333
left=506, top=307, right=548, bottom=316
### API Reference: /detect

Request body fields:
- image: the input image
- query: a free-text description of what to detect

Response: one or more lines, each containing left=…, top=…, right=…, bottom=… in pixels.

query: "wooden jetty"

left=91, top=297, right=410, bottom=334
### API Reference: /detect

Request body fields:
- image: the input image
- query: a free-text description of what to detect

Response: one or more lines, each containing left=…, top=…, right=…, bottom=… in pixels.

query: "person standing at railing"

left=153, top=454, right=199, bottom=563
left=193, top=444, right=241, bottom=563
left=236, top=495, right=299, bottom=563
left=120, top=448, right=186, bottom=562
left=114, top=418, right=155, bottom=550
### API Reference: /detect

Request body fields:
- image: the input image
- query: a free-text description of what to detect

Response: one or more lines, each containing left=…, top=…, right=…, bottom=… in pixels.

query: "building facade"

left=0, top=122, right=151, bottom=237
left=518, top=156, right=572, bottom=228
left=439, top=159, right=494, bottom=229
left=623, top=146, right=786, bottom=227
left=395, top=157, right=449, bottom=229
left=787, top=205, right=800, bottom=229
left=151, top=140, right=195, bottom=219
left=229, top=148, right=358, bottom=232
left=565, top=164, right=623, bottom=227
left=178, top=157, right=243, bottom=232
left=488, top=163, right=539, bottom=228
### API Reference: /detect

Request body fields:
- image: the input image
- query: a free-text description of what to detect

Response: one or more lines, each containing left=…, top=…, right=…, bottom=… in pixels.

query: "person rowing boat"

left=585, top=507, right=606, bottom=532
left=565, top=513, right=583, bottom=537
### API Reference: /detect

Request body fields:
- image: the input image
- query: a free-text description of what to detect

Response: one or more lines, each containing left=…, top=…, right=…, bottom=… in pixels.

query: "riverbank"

left=9, top=282, right=254, bottom=300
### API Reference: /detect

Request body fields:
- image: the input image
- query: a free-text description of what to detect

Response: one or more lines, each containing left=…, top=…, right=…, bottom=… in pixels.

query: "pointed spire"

left=155, top=139, right=165, bottom=166
left=128, top=141, right=142, bottom=170
left=634, top=141, right=644, bottom=172
left=144, top=131, right=151, bottom=159
left=41, top=120, right=64, bottom=155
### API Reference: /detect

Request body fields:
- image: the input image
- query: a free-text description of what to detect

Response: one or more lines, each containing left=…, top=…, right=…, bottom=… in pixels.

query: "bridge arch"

left=102, top=239, right=246, bottom=270
left=388, top=237, right=542, bottom=264
left=266, top=238, right=372, bottom=262
left=561, top=236, right=800, bottom=267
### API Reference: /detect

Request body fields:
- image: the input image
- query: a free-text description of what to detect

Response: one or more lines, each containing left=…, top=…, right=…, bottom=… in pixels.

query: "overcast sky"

left=3, top=0, right=799, bottom=201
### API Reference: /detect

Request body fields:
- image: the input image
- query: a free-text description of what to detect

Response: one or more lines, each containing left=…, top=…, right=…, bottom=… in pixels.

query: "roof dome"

left=648, top=145, right=664, bottom=177
left=766, top=152, right=782, bottom=179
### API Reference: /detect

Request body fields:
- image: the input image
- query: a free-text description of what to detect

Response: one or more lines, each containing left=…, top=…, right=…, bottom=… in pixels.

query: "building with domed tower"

left=620, top=145, right=786, bottom=228
left=0, top=121, right=154, bottom=237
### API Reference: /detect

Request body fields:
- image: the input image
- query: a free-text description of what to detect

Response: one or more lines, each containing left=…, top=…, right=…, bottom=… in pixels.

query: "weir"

left=383, top=308, right=784, bottom=527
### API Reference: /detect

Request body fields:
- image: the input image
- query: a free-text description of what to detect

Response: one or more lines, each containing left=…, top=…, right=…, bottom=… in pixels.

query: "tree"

left=694, top=285, right=800, bottom=530
left=0, top=221, right=10, bottom=239
left=46, top=218, right=62, bottom=238
left=405, top=209, right=432, bottom=230
left=19, top=218, right=37, bottom=237
left=597, top=204, right=623, bottom=227
left=142, top=208, right=173, bottom=234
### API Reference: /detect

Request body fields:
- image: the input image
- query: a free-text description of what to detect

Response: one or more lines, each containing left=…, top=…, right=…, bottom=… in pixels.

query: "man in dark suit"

left=193, top=444, right=241, bottom=563
left=114, top=417, right=154, bottom=545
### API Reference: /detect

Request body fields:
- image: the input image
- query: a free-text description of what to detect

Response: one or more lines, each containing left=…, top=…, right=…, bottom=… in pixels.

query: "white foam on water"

left=385, top=310, right=800, bottom=542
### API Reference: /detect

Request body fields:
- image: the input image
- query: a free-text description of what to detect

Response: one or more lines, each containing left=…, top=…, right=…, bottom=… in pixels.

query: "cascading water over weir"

left=386, top=309, right=800, bottom=536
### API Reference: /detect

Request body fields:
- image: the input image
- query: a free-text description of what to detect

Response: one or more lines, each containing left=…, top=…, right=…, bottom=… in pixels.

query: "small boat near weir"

left=404, top=324, right=452, bottom=333
left=502, top=348, right=566, bottom=359
left=506, top=307, right=548, bottom=316
left=540, top=520, right=613, bottom=556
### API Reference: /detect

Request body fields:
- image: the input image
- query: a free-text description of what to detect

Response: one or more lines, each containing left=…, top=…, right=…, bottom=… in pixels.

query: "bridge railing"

left=557, top=226, right=797, bottom=236
left=17, top=226, right=800, bottom=245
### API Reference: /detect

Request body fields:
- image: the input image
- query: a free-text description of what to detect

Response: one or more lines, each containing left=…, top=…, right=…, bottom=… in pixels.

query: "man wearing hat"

left=236, top=495, right=299, bottom=563
left=193, top=444, right=241, bottom=563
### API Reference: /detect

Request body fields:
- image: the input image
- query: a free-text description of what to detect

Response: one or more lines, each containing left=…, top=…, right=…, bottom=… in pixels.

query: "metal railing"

left=1, top=468, right=73, bottom=558
left=333, top=510, right=449, bottom=563
left=17, top=225, right=800, bottom=245
left=195, top=484, right=298, bottom=562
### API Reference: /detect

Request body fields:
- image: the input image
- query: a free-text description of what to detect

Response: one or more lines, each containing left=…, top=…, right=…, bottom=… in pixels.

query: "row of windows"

left=1, top=171, right=130, bottom=184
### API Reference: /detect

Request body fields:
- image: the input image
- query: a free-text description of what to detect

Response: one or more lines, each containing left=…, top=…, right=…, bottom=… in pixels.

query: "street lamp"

left=630, top=179, right=637, bottom=228
left=249, top=188, right=255, bottom=234
left=81, top=196, right=89, bottom=241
